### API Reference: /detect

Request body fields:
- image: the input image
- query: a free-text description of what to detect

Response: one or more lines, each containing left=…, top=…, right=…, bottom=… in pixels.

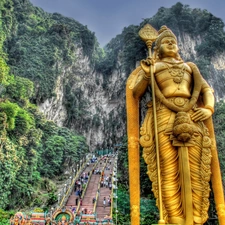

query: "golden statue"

left=126, top=24, right=225, bottom=225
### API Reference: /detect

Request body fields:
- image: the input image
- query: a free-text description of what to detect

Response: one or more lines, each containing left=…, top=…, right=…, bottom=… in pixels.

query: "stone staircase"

left=81, top=173, right=99, bottom=213
left=65, top=156, right=115, bottom=224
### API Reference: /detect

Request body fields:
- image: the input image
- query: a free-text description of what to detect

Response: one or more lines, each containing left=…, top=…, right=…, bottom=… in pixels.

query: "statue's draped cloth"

left=140, top=98, right=212, bottom=223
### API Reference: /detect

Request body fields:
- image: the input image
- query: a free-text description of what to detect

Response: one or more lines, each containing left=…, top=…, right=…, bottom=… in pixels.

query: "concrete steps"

left=65, top=156, right=115, bottom=224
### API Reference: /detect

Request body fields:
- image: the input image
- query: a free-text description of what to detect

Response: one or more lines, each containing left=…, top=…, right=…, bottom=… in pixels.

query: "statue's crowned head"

left=153, top=25, right=181, bottom=61
left=155, top=25, right=177, bottom=47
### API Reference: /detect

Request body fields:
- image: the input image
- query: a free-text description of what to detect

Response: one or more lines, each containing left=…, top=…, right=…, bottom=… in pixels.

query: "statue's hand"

left=140, top=57, right=154, bottom=74
left=191, top=107, right=212, bottom=122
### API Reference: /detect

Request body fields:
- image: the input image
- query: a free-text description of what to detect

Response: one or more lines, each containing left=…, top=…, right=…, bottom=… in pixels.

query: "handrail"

left=110, top=168, right=115, bottom=218
left=111, top=157, right=118, bottom=219
left=93, top=158, right=109, bottom=213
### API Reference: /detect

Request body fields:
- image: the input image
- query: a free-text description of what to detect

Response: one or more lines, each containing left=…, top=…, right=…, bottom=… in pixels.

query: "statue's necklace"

left=164, top=62, right=185, bottom=84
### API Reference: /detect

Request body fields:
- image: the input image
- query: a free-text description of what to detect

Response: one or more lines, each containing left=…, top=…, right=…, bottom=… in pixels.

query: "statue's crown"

left=155, top=25, right=177, bottom=48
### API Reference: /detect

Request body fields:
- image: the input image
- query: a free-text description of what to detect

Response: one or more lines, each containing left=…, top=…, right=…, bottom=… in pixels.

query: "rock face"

left=178, top=33, right=225, bottom=101
left=38, top=68, right=67, bottom=127
left=38, top=31, right=225, bottom=150
left=210, top=53, right=225, bottom=101
left=38, top=46, right=126, bottom=150
left=177, top=32, right=201, bottom=60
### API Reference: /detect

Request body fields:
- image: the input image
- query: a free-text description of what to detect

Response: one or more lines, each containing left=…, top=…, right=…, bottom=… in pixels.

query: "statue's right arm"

left=132, top=58, right=152, bottom=99
left=132, top=70, right=150, bottom=99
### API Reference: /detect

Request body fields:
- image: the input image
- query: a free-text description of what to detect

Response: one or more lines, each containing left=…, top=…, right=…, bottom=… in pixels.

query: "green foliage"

left=0, top=1, right=43, bottom=210
left=95, top=35, right=122, bottom=76
left=6, top=75, right=34, bottom=103
left=0, top=0, right=90, bottom=211
left=0, top=57, right=9, bottom=84
left=0, top=0, right=12, bottom=84
left=36, top=120, right=88, bottom=178
left=0, top=104, right=89, bottom=209
left=194, top=58, right=211, bottom=79
left=0, top=138, right=22, bottom=209
left=2, top=0, right=102, bottom=137
left=95, top=28, right=146, bottom=90
left=4, top=0, right=100, bottom=103
left=117, top=139, right=129, bottom=188
left=117, top=187, right=129, bottom=208
left=117, top=137, right=153, bottom=197
left=116, top=138, right=158, bottom=224
left=0, top=101, right=18, bottom=118
left=0, top=101, right=35, bottom=135
left=14, top=109, right=35, bottom=135
left=0, top=208, right=14, bottom=225
left=0, top=100, right=18, bottom=130
left=39, top=135, right=65, bottom=177
left=115, top=185, right=158, bottom=224
left=194, top=13, right=225, bottom=57
left=140, top=198, right=158, bottom=224
left=64, top=84, right=91, bottom=131
left=0, top=112, right=7, bottom=135
left=58, top=127, right=88, bottom=161
left=213, top=102, right=225, bottom=190
left=120, top=25, right=146, bottom=75
left=46, top=191, right=57, bottom=206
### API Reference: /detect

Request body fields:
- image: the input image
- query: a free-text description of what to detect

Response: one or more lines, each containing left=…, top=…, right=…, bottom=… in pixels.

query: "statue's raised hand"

left=140, top=57, right=154, bottom=75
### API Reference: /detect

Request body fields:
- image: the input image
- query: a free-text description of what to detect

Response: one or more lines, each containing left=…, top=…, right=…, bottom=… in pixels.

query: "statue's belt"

left=147, top=97, right=192, bottom=110
left=167, top=97, right=189, bottom=107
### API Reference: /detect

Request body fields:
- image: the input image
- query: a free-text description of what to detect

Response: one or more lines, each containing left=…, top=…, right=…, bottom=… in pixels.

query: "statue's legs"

left=159, top=132, right=184, bottom=221
left=189, top=142, right=204, bottom=225
left=179, top=146, right=194, bottom=225
left=142, top=107, right=210, bottom=224
left=159, top=131, right=205, bottom=225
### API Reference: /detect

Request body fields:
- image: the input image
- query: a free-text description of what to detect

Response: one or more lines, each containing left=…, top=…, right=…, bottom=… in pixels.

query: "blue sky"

left=29, top=0, right=225, bottom=47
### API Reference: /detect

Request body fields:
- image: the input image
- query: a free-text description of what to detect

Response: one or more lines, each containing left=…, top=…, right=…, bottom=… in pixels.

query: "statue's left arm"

left=191, top=76, right=215, bottom=122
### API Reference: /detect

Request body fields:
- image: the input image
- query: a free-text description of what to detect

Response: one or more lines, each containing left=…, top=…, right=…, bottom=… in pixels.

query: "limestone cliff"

left=38, top=45, right=126, bottom=150
left=5, top=1, right=225, bottom=151
left=178, top=33, right=225, bottom=101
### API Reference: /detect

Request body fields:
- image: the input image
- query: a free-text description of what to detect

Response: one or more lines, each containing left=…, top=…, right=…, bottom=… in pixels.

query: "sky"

left=29, top=0, right=225, bottom=47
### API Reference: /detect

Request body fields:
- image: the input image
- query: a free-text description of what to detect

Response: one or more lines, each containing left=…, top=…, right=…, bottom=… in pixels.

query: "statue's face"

left=159, top=37, right=178, bottom=58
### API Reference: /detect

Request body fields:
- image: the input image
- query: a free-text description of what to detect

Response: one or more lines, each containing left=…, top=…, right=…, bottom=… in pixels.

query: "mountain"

left=4, top=1, right=225, bottom=150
